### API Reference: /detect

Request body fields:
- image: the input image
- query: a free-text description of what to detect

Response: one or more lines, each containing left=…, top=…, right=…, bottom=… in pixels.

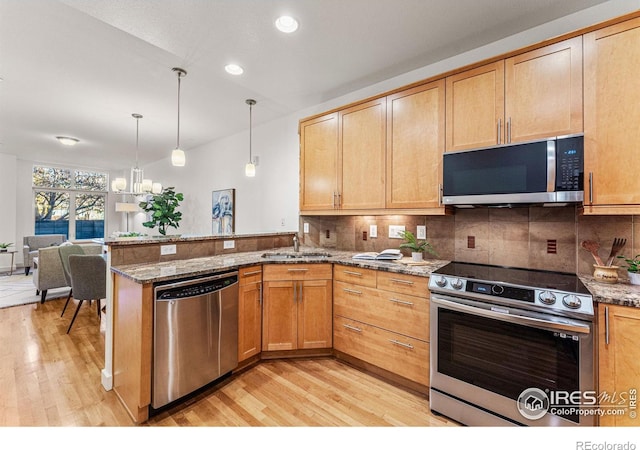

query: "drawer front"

left=263, top=263, right=332, bottom=281
left=333, top=264, right=377, bottom=287
left=334, top=316, right=429, bottom=386
left=376, top=271, right=429, bottom=298
left=239, top=265, right=262, bottom=285
left=334, top=281, right=429, bottom=341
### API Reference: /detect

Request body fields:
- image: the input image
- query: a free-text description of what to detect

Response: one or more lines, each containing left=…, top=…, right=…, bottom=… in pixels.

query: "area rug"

left=0, top=273, right=70, bottom=309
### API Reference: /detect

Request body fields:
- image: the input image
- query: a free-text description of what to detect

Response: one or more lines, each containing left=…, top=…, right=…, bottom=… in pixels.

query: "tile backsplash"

left=299, top=206, right=640, bottom=278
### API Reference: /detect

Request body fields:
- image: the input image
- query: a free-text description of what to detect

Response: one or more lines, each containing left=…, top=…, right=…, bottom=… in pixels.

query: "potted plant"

left=139, top=187, right=184, bottom=236
left=617, top=254, right=640, bottom=285
left=0, top=243, right=13, bottom=253
left=397, top=230, right=437, bottom=262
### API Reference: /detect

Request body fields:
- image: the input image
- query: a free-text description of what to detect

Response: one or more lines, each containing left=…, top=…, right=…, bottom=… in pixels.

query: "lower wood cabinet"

left=238, top=265, right=263, bottom=363
left=262, top=264, right=333, bottom=351
left=598, top=303, right=640, bottom=426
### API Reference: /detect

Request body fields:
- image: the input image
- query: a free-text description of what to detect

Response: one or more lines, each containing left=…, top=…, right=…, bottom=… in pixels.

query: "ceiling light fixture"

left=245, top=99, right=257, bottom=177
left=275, top=15, right=299, bottom=33
left=224, top=64, right=244, bottom=75
left=171, top=67, right=187, bottom=167
left=56, top=136, right=79, bottom=146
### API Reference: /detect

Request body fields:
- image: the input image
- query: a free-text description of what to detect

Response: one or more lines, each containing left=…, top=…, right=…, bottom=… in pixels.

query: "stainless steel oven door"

left=430, top=294, right=595, bottom=427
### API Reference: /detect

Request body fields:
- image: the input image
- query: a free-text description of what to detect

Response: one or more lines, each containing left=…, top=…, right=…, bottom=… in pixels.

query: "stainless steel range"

left=429, top=262, right=595, bottom=426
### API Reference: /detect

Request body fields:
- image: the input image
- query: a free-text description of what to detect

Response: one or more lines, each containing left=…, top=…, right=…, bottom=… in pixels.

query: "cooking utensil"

left=581, top=240, right=605, bottom=266
left=605, top=237, right=627, bottom=266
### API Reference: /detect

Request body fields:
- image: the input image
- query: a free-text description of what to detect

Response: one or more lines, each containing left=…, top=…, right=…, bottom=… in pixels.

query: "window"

left=33, top=166, right=107, bottom=240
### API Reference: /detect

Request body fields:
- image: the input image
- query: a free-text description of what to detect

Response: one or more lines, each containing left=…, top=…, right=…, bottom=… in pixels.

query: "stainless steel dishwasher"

left=152, top=271, right=239, bottom=409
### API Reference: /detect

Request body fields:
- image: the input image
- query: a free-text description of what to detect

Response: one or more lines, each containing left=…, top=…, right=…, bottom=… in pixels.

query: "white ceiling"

left=0, top=0, right=612, bottom=170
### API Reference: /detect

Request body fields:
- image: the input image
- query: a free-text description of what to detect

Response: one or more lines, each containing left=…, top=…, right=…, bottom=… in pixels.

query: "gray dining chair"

left=58, top=244, right=85, bottom=316
left=66, top=254, right=106, bottom=334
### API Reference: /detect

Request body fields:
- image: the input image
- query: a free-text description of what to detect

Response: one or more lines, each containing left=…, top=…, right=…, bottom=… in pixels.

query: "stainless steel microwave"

left=442, top=134, right=584, bottom=207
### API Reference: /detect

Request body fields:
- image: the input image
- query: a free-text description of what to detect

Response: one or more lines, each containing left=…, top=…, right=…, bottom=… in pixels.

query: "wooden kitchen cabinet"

left=299, top=113, right=339, bottom=211
left=386, top=80, right=445, bottom=209
left=598, top=303, right=640, bottom=426
left=262, top=264, right=333, bottom=351
left=583, top=17, right=640, bottom=214
left=445, top=36, right=583, bottom=151
left=338, top=97, right=386, bottom=210
left=333, top=264, right=430, bottom=388
left=238, top=265, right=263, bottom=363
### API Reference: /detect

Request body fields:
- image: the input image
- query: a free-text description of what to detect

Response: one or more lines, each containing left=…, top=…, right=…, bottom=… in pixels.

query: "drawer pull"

left=389, top=339, right=414, bottom=349
left=389, top=278, right=414, bottom=285
left=343, top=324, right=363, bottom=333
left=343, top=270, right=363, bottom=276
left=243, top=270, right=262, bottom=276
left=389, top=298, right=414, bottom=306
left=343, top=288, right=363, bottom=295
left=287, top=268, right=309, bottom=272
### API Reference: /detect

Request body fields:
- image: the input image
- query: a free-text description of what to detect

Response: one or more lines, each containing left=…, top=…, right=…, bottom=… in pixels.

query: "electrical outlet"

left=223, top=240, right=235, bottom=249
left=389, top=225, right=405, bottom=238
left=362, top=231, right=367, bottom=241
left=303, top=222, right=309, bottom=233
left=160, top=244, right=176, bottom=255
left=369, top=225, right=377, bottom=238
left=281, top=218, right=285, bottom=227
left=416, top=225, right=426, bottom=239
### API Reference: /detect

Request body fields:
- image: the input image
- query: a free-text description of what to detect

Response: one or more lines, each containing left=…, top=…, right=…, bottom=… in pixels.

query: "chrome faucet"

left=293, top=234, right=299, bottom=252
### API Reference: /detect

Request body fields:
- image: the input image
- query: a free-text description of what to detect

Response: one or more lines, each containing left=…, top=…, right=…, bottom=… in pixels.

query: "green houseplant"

left=139, top=187, right=184, bottom=236
left=617, top=254, right=640, bottom=285
left=397, top=230, right=437, bottom=262
left=0, top=242, right=13, bottom=253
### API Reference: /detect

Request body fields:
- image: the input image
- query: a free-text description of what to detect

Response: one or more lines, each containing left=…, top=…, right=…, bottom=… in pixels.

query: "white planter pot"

left=411, top=252, right=423, bottom=262
left=628, top=272, right=640, bottom=285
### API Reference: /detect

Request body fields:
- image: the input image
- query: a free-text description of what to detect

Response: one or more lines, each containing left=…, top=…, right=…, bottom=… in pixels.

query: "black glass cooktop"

left=433, top=262, right=590, bottom=295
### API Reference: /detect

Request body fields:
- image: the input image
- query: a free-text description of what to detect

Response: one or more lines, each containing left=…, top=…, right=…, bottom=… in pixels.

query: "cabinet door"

left=505, top=36, right=583, bottom=143
left=598, top=304, right=640, bottom=426
left=238, top=266, right=262, bottom=362
left=262, top=281, right=297, bottom=351
left=584, top=17, right=640, bottom=212
left=386, top=81, right=445, bottom=209
left=446, top=61, right=505, bottom=151
left=300, top=113, right=338, bottom=211
left=298, top=279, right=333, bottom=349
left=338, top=98, right=386, bottom=210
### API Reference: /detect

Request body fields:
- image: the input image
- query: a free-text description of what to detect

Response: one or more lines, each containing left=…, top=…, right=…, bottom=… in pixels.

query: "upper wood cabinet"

left=386, top=80, right=445, bottom=209
left=299, top=113, right=338, bottom=211
left=445, top=36, right=583, bottom=151
left=583, top=17, right=640, bottom=214
left=338, top=98, right=387, bottom=210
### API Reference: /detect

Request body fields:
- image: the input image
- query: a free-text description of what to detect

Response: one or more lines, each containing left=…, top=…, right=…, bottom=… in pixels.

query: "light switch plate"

left=223, top=240, right=235, bottom=249
left=369, top=225, right=377, bottom=238
left=389, top=225, right=405, bottom=238
left=416, top=225, right=426, bottom=239
left=303, top=222, right=310, bottom=233
left=160, top=244, right=176, bottom=255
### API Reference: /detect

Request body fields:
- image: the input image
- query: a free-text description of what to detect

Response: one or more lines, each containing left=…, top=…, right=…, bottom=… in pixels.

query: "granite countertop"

left=100, top=231, right=295, bottom=246
left=110, top=247, right=640, bottom=308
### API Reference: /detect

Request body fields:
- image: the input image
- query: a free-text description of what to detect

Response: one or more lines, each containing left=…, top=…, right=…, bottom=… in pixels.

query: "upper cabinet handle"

left=497, top=118, right=502, bottom=145
left=589, top=172, right=594, bottom=205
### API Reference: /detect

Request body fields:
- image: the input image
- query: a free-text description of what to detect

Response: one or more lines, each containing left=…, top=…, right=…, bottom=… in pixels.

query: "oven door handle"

left=431, top=295, right=591, bottom=335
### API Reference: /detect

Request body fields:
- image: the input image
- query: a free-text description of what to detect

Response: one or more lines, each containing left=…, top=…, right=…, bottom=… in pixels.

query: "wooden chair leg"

left=66, top=300, right=84, bottom=334
left=61, top=289, right=73, bottom=317
left=40, top=290, right=47, bottom=304
left=96, top=299, right=101, bottom=320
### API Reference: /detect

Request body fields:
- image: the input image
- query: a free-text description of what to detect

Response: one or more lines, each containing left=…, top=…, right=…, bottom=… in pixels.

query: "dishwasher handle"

left=155, top=271, right=239, bottom=301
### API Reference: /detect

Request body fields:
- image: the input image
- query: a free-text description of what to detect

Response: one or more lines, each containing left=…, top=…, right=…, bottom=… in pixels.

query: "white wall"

left=0, top=153, right=17, bottom=272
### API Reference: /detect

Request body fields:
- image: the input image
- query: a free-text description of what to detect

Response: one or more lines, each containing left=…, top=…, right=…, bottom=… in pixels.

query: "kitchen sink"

left=261, top=251, right=332, bottom=260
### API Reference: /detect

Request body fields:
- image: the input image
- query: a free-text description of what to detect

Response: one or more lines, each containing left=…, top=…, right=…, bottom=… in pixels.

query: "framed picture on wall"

left=212, top=188, right=235, bottom=236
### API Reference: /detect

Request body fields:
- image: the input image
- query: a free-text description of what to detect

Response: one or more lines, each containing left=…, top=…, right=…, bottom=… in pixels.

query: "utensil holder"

left=593, top=265, right=619, bottom=284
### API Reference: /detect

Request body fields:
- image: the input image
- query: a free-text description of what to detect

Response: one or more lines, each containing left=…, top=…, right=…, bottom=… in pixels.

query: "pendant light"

left=131, top=113, right=144, bottom=193
left=245, top=99, right=256, bottom=177
left=171, top=67, right=187, bottom=167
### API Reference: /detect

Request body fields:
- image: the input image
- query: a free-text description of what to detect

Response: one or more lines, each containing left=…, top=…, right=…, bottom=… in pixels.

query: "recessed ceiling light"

left=275, top=15, right=299, bottom=33
left=56, top=136, right=79, bottom=146
left=224, top=64, right=244, bottom=75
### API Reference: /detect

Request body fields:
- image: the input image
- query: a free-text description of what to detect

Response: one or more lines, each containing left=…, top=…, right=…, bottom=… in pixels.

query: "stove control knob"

left=451, top=278, right=463, bottom=290
left=435, top=276, right=448, bottom=288
left=492, top=284, right=504, bottom=295
left=539, top=291, right=557, bottom=305
left=562, top=294, right=582, bottom=309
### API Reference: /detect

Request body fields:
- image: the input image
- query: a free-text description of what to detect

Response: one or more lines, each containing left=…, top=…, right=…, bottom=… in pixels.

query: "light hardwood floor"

left=0, top=296, right=455, bottom=427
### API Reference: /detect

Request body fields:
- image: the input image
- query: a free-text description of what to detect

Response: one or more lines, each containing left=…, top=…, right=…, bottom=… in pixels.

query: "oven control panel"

left=429, top=275, right=594, bottom=317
